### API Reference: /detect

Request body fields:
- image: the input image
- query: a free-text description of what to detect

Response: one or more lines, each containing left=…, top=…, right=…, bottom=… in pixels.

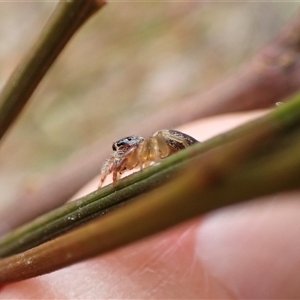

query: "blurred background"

left=0, top=2, right=298, bottom=209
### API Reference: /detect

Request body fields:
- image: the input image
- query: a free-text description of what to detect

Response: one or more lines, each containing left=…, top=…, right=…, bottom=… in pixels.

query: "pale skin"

left=2, top=110, right=300, bottom=298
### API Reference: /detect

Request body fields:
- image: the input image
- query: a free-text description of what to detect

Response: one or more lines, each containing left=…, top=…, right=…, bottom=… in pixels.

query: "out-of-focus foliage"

left=0, top=2, right=298, bottom=207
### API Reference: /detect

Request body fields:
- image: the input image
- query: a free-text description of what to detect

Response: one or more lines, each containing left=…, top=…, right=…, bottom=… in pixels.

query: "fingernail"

left=195, top=195, right=300, bottom=299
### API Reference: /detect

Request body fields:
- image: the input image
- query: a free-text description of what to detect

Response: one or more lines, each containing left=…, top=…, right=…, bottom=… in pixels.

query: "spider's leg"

left=115, top=146, right=139, bottom=171
left=148, top=136, right=161, bottom=161
left=124, top=146, right=140, bottom=170
left=112, top=169, right=121, bottom=187
left=154, top=131, right=172, bottom=158
left=99, top=157, right=114, bottom=188
left=136, top=140, right=149, bottom=169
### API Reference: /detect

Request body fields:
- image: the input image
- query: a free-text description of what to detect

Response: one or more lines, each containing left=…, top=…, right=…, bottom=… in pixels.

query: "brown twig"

left=1, top=10, right=300, bottom=235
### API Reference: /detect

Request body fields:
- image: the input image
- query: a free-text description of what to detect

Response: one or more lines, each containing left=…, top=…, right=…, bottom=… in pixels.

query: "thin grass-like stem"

left=1, top=101, right=300, bottom=283
left=0, top=93, right=300, bottom=268
left=0, top=0, right=105, bottom=141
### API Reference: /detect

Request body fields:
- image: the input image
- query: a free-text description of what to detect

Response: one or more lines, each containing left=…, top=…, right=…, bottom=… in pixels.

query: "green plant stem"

left=1, top=97, right=300, bottom=283
left=1, top=93, right=300, bottom=260
left=0, top=138, right=202, bottom=258
left=0, top=0, right=105, bottom=142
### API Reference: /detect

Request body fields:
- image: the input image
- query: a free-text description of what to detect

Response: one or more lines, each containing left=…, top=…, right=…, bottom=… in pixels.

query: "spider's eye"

left=116, top=141, right=125, bottom=147
left=127, top=137, right=132, bottom=141
left=112, top=144, right=117, bottom=151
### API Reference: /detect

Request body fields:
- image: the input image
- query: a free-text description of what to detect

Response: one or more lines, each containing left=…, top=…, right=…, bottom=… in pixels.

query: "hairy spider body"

left=99, top=129, right=199, bottom=188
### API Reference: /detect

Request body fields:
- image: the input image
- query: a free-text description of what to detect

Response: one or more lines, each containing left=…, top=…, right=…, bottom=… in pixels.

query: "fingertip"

left=195, top=193, right=300, bottom=299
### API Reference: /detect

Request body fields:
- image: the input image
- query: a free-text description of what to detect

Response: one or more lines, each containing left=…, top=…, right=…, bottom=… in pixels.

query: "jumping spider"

left=99, top=129, right=199, bottom=188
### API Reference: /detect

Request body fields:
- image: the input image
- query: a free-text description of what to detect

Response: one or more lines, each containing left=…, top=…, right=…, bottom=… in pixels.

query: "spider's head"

left=112, top=136, right=145, bottom=153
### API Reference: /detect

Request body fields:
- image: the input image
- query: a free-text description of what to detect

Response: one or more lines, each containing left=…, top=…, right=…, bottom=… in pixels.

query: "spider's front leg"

left=112, top=167, right=121, bottom=187
left=99, top=157, right=115, bottom=188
